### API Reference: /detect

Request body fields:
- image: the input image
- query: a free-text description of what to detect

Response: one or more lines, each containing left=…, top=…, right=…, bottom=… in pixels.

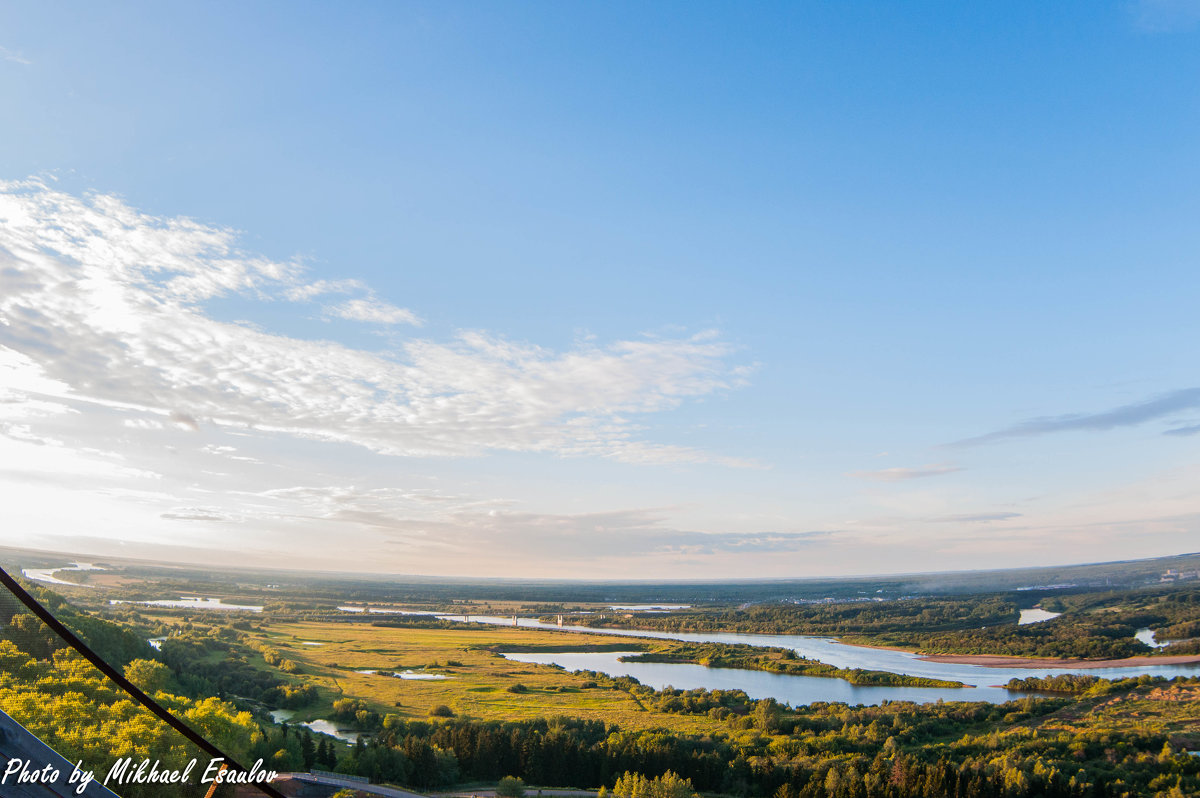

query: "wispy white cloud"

left=200, top=443, right=260, bottom=463
left=284, top=278, right=365, bottom=302
left=0, top=179, right=746, bottom=466
left=849, top=463, right=962, bottom=482
left=160, top=507, right=237, bottom=522
left=0, top=46, right=31, bottom=66
left=0, top=430, right=160, bottom=484
left=325, top=296, right=422, bottom=326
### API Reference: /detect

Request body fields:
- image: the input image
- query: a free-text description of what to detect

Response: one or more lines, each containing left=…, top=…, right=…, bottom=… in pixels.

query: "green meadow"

left=249, top=620, right=726, bottom=735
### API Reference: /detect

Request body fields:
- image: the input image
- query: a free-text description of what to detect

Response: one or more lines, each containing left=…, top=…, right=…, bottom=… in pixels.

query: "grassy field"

left=248, top=620, right=729, bottom=735
left=1028, top=681, right=1200, bottom=746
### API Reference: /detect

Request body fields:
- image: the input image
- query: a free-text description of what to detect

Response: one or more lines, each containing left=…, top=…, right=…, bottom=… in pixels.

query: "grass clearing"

left=247, top=620, right=726, bottom=734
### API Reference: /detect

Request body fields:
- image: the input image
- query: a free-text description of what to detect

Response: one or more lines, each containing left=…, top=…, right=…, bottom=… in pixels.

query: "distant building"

left=1160, top=569, right=1198, bottom=582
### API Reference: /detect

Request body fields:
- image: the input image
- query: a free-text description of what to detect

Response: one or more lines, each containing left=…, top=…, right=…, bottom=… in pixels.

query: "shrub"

left=332, top=698, right=368, bottom=720
left=497, top=776, right=526, bottom=797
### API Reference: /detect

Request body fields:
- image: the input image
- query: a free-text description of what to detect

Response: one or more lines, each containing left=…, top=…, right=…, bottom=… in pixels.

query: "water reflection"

left=1135, top=628, right=1168, bottom=649
left=1017, top=609, right=1062, bottom=625
left=301, top=719, right=367, bottom=744
left=112, top=596, right=263, bottom=611
left=502, top=650, right=1033, bottom=706
left=21, top=562, right=104, bottom=588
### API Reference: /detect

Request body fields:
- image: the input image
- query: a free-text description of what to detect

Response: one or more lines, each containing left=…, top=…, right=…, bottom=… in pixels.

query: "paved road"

left=276, top=772, right=600, bottom=798
left=278, top=771, right=429, bottom=798
left=434, top=790, right=598, bottom=797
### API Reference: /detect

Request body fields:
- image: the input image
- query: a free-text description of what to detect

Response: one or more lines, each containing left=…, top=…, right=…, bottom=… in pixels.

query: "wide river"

left=355, top=610, right=1199, bottom=707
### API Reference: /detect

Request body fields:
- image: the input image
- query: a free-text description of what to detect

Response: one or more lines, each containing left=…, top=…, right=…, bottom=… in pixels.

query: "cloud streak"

left=956, top=387, right=1200, bottom=446
left=850, top=463, right=962, bottom=482
left=325, top=296, right=422, bottom=326
left=160, top=507, right=235, bottom=522
left=931, top=512, right=1022, bottom=524
left=225, top=483, right=835, bottom=562
left=1164, top=423, right=1200, bottom=437
left=284, top=278, right=365, bottom=302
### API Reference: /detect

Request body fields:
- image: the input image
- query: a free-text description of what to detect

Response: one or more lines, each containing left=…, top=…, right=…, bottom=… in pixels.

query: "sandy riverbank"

left=917, top=652, right=1200, bottom=669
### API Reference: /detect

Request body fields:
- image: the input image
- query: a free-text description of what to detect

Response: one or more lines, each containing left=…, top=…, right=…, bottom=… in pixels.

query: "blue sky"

left=0, top=2, right=1198, bottom=578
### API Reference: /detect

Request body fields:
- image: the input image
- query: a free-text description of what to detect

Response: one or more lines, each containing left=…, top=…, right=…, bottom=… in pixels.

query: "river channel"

left=345, top=610, right=1199, bottom=707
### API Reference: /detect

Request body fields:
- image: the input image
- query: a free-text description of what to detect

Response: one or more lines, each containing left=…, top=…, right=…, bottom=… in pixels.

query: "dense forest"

left=1004, top=675, right=1103, bottom=695
left=852, top=618, right=1147, bottom=660
left=1041, top=587, right=1200, bottom=654
left=868, top=586, right=1200, bottom=660
left=564, top=586, right=1200, bottom=661
left=0, top=598, right=254, bottom=797
left=347, top=680, right=1200, bottom=797
left=566, top=597, right=1020, bottom=637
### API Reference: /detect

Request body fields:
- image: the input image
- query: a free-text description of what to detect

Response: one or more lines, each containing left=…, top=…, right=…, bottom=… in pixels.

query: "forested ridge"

left=568, top=597, right=1019, bottom=637
left=567, top=587, right=1200, bottom=661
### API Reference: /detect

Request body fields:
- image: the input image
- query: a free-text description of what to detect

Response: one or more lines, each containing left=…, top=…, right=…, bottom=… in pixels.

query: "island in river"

left=619, top=640, right=967, bottom=688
